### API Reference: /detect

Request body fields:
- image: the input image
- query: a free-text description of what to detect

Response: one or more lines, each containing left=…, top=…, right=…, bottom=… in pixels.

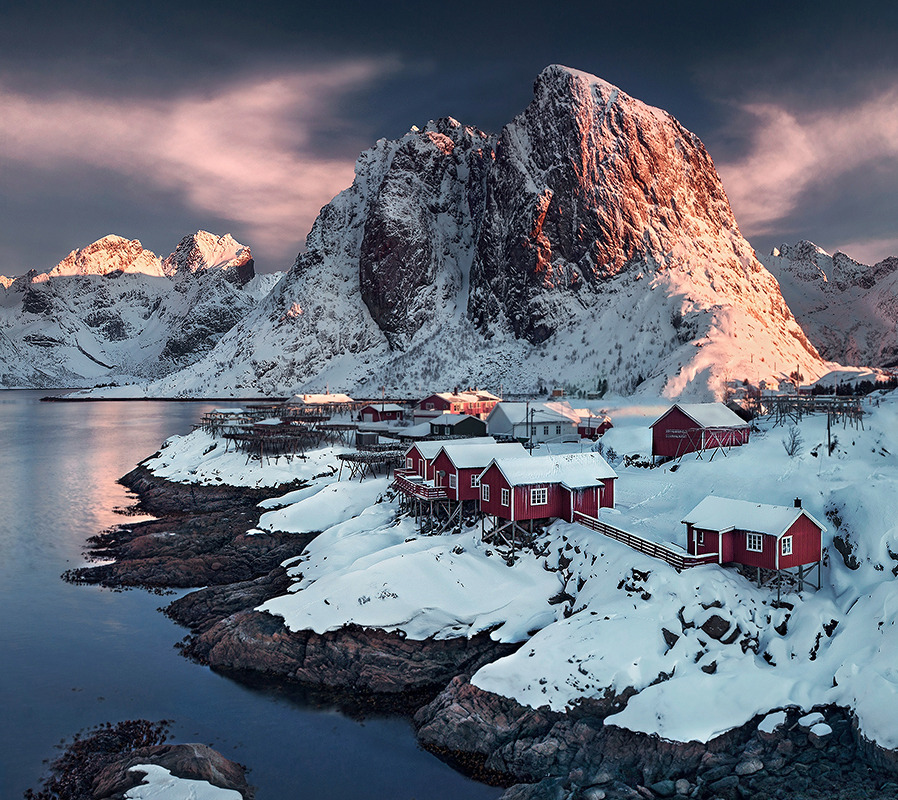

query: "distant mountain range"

left=1, top=66, right=895, bottom=396
left=0, top=232, right=280, bottom=388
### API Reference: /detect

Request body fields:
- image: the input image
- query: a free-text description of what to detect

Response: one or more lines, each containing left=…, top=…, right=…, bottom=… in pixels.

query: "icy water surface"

left=0, top=391, right=500, bottom=799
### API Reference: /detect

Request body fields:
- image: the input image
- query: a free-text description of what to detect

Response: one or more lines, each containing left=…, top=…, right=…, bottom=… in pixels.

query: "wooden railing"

left=572, top=512, right=718, bottom=570
left=392, top=474, right=448, bottom=500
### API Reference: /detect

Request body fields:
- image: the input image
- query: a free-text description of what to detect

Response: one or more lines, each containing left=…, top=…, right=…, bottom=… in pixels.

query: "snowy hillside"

left=0, top=232, right=281, bottom=388
left=188, top=389, right=898, bottom=753
left=142, top=66, right=827, bottom=400
left=761, top=241, right=898, bottom=368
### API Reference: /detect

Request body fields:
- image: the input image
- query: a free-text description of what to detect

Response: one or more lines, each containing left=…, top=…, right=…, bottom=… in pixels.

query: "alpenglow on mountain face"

left=0, top=232, right=280, bottom=388
left=147, top=65, right=826, bottom=399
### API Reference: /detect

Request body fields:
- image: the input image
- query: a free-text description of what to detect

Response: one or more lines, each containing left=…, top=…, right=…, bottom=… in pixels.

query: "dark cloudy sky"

left=2, top=0, right=898, bottom=274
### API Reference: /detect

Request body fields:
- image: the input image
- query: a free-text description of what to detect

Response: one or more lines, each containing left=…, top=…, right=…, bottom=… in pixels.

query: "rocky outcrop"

left=147, top=65, right=825, bottom=400
left=761, top=241, right=898, bottom=366
left=416, top=678, right=898, bottom=800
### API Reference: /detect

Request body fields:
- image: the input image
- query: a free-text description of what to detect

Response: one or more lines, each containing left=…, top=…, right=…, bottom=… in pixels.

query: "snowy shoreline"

left=75, top=395, right=898, bottom=798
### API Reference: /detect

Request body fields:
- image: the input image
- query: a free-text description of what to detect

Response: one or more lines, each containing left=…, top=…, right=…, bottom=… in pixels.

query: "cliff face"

left=80, top=67, right=831, bottom=397
left=761, top=241, right=898, bottom=367
left=0, top=232, right=278, bottom=388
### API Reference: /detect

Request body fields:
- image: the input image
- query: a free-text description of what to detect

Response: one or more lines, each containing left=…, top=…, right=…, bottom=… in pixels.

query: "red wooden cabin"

left=478, top=452, right=617, bottom=523
left=650, top=403, right=750, bottom=458
left=358, top=403, right=403, bottom=423
left=682, top=496, right=824, bottom=570
left=430, top=442, right=527, bottom=502
left=399, top=437, right=496, bottom=481
left=578, top=415, right=613, bottom=440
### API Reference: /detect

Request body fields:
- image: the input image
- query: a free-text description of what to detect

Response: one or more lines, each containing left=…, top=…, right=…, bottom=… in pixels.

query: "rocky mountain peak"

left=162, top=231, right=254, bottom=283
left=47, top=235, right=164, bottom=279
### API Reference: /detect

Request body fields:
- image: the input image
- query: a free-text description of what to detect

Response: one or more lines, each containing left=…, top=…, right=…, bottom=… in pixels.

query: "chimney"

left=794, top=498, right=802, bottom=508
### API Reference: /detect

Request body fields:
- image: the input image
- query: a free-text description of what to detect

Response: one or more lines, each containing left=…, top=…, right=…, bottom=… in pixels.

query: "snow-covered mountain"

left=148, top=65, right=826, bottom=400
left=0, top=232, right=281, bottom=388
left=760, top=241, right=898, bottom=367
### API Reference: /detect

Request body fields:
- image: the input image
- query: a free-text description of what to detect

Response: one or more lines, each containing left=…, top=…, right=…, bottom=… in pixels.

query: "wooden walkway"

left=572, top=512, right=718, bottom=570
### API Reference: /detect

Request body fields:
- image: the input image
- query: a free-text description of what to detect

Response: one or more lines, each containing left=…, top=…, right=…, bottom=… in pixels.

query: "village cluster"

left=202, top=388, right=831, bottom=592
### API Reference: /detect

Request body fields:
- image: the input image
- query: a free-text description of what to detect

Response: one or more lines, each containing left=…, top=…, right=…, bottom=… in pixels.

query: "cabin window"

left=471, top=474, right=480, bottom=488
left=435, top=471, right=445, bottom=487
left=781, top=536, right=793, bottom=556
left=556, top=425, right=562, bottom=435
left=501, top=488, right=510, bottom=506
left=531, top=487, right=548, bottom=505
left=543, top=425, right=550, bottom=435
left=426, top=402, right=434, bottom=410
left=449, top=474, right=457, bottom=489
left=481, top=484, right=490, bottom=502
left=746, top=532, right=764, bottom=552
left=695, top=530, right=704, bottom=546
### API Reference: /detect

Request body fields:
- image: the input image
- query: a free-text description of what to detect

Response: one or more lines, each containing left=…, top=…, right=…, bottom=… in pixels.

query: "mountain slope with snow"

left=0, top=232, right=280, bottom=388
left=761, top=241, right=898, bottom=367
left=148, top=66, right=826, bottom=400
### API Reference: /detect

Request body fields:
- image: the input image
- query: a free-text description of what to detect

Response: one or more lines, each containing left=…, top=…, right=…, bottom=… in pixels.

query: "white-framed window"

left=481, top=483, right=490, bottom=502
left=406, top=457, right=413, bottom=470
left=471, top=474, right=480, bottom=488
left=543, top=425, right=550, bottom=435
left=449, top=474, right=457, bottom=489
left=435, top=470, right=445, bottom=487
left=531, top=487, right=548, bottom=505
left=781, top=536, right=793, bottom=556
left=695, top=530, right=704, bottom=546
left=426, top=402, right=434, bottom=410
left=501, top=487, right=510, bottom=507
left=746, top=532, right=764, bottom=552
left=556, top=425, right=562, bottom=435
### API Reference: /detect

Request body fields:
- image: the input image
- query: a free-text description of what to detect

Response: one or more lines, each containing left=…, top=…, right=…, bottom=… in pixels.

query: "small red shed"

left=479, top=452, right=617, bottom=524
left=358, top=403, right=404, bottom=423
left=430, top=442, right=527, bottom=502
left=682, top=496, right=825, bottom=570
left=650, top=403, right=750, bottom=459
left=578, top=415, right=613, bottom=440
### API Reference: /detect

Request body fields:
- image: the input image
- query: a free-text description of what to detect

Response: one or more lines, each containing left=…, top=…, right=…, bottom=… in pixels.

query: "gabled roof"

left=682, top=496, right=826, bottom=537
left=437, top=441, right=527, bottom=469
left=430, top=412, right=482, bottom=427
left=487, top=401, right=580, bottom=426
left=406, top=436, right=496, bottom=460
left=651, top=402, right=748, bottom=429
left=360, top=402, right=403, bottom=412
left=486, top=452, right=617, bottom=488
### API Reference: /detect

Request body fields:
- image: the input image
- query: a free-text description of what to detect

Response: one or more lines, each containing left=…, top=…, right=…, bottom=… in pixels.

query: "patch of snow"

left=125, top=765, right=242, bottom=800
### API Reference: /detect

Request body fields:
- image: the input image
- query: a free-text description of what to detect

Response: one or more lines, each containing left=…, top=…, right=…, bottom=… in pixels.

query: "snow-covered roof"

left=652, top=403, right=748, bottom=429
left=407, top=437, right=496, bottom=460
left=400, top=422, right=433, bottom=439
left=431, top=413, right=481, bottom=426
left=437, top=441, right=527, bottom=469
left=361, top=403, right=404, bottom=412
left=682, top=496, right=825, bottom=537
left=288, top=392, right=354, bottom=405
left=488, top=401, right=580, bottom=425
left=488, top=452, right=617, bottom=488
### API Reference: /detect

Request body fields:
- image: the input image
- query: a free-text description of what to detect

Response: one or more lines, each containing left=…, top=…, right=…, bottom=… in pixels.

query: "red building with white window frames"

left=358, top=403, right=404, bottom=423
left=682, top=496, right=825, bottom=578
left=430, top=442, right=527, bottom=503
left=650, top=403, right=750, bottom=459
left=478, top=452, right=617, bottom=524
left=414, top=391, right=502, bottom=422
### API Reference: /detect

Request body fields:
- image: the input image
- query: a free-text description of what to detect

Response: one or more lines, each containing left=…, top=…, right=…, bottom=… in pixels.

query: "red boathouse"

left=430, top=442, right=527, bottom=503
left=650, top=403, right=750, bottom=459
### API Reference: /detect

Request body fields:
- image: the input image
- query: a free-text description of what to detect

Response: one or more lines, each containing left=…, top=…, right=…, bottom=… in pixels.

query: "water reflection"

left=0, top=391, right=500, bottom=800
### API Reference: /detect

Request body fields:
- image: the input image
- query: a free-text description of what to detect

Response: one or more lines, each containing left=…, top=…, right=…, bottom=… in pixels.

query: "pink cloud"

left=0, top=61, right=395, bottom=262
left=717, top=89, right=898, bottom=235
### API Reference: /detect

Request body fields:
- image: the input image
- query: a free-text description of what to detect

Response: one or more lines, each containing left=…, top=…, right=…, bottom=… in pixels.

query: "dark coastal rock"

left=92, top=743, right=252, bottom=799
left=181, top=611, right=516, bottom=712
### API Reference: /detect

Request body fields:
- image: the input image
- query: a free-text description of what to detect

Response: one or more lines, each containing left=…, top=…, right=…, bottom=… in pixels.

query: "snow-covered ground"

left=155, top=392, right=898, bottom=751
left=124, top=765, right=242, bottom=800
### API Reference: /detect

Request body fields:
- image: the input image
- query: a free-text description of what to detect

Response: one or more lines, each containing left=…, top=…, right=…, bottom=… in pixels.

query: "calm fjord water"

left=0, top=391, right=499, bottom=799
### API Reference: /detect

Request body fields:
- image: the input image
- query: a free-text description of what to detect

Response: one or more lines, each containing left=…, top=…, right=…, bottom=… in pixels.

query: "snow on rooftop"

left=431, top=412, right=476, bottom=425
left=361, top=402, right=404, bottom=412
left=489, top=401, right=580, bottom=425
left=682, top=496, right=825, bottom=537
left=654, top=402, right=748, bottom=429
left=492, top=451, right=617, bottom=487
left=438, top=441, right=527, bottom=469
left=407, top=436, right=496, bottom=460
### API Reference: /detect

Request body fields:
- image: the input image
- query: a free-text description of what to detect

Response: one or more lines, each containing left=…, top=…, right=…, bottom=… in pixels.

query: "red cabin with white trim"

left=478, top=452, right=617, bottom=523
left=650, top=403, right=750, bottom=458
left=430, top=442, right=528, bottom=502
left=682, top=496, right=825, bottom=570
left=358, top=403, right=403, bottom=423
left=400, top=437, right=496, bottom=481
